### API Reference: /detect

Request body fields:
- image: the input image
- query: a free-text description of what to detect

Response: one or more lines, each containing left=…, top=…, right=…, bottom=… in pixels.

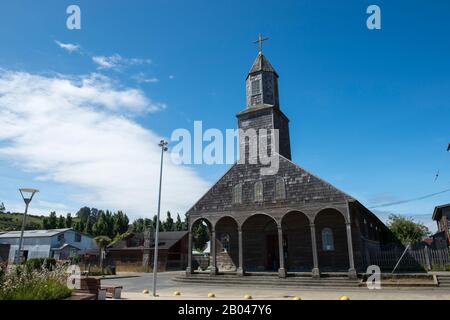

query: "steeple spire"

left=247, top=52, right=278, bottom=78
left=245, top=36, right=280, bottom=109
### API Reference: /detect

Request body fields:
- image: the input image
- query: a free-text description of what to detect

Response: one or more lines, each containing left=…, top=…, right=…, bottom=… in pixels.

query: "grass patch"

left=0, top=278, right=72, bottom=300
left=0, top=263, right=73, bottom=300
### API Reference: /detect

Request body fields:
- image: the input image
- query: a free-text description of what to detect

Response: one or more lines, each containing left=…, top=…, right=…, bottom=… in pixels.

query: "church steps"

left=437, top=275, right=450, bottom=287
left=173, top=275, right=361, bottom=288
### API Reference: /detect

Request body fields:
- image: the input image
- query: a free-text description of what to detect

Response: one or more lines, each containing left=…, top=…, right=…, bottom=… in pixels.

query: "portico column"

left=277, top=225, right=286, bottom=278
left=346, top=222, right=357, bottom=279
left=186, top=229, right=193, bottom=275
left=210, top=227, right=218, bottom=276
left=310, top=223, right=320, bottom=278
left=237, top=226, right=244, bottom=276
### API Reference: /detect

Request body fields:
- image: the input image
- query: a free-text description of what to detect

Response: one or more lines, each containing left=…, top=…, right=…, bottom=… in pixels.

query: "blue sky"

left=0, top=1, right=449, bottom=230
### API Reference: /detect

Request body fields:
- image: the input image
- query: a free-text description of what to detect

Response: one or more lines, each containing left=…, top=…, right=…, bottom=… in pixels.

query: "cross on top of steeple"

left=253, top=33, right=269, bottom=53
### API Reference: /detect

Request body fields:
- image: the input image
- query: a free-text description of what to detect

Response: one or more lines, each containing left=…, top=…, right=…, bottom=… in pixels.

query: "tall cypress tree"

left=175, top=214, right=183, bottom=231
left=66, top=213, right=73, bottom=228
left=48, top=212, right=58, bottom=229
left=57, top=215, right=66, bottom=228
left=164, top=211, right=174, bottom=232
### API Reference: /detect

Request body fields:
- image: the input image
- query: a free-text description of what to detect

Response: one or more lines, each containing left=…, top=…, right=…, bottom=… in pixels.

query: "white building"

left=0, top=228, right=98, bottom=263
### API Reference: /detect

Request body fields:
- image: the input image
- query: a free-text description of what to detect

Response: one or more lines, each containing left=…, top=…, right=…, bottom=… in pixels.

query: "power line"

left=368, top=188, right=450, bottom=209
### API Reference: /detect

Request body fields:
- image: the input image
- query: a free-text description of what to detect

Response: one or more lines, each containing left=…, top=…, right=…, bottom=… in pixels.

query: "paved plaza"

left=100, top=272, right=450, bottom=300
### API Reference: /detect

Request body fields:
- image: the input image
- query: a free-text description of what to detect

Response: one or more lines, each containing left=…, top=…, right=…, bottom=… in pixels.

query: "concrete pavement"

left=101, top=271, right=450, bottom=300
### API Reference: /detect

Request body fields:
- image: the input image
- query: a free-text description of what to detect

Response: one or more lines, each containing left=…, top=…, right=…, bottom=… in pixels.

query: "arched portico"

left=281, top=211, right=313, bottom=272
left=214, top=216, right=239, bottom=273
left=242, top=213, right=284, bottom=275
left=314, top=208, right=355, bottom=276
left=186, top=217, right=213, bottom=275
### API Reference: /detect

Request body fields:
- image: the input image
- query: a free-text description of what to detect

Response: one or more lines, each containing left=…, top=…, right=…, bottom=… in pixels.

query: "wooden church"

left=185, top=41, right=395, bottom=279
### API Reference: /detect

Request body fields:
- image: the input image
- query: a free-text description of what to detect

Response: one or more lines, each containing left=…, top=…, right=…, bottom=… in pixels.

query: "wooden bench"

left=78, top=277, right=107, bottom=300
left=101, top=285, right=123, bottom=299
left=66, top=290, right=97, bottom=300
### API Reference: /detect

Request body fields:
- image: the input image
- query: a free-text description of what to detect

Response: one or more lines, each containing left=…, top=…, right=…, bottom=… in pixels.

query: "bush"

left=0, top=278, right=72, bottom=300
left=25, top=258, right=56, bottom=271
left=86, top=265, right=115, bottom=276
left=0, top=264, right=72, bottom=300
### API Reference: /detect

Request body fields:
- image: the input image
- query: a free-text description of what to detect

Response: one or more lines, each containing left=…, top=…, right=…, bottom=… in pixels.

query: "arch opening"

left=215, top=216, right=239, bottom=272
left=281, top=211, right=313, bottom=272
left=314, top=209, right=349, bottom=272
left=190, top=218, right=212, bottom=272
left=242, top=214, right=279, bottom=272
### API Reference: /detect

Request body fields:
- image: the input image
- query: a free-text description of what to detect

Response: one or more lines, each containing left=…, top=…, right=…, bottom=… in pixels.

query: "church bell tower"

left=237, top=35, right=292, bottom=161
left=245, top=52, right=280, bottom=108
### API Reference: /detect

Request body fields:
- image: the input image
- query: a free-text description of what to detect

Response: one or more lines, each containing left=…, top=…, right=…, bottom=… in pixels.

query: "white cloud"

left=92, top=54, right=122, bottom=69
left=0, top=70, right=209, bottom=219
left=132, top=72, right=159, bottom=84
left=92, top=54, right=151, bottom=71
left=55, top=40, right=80, bottom=53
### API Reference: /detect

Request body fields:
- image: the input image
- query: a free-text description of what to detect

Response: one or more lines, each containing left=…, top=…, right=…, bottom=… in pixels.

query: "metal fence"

left=368, top=247, right=450, bottom=271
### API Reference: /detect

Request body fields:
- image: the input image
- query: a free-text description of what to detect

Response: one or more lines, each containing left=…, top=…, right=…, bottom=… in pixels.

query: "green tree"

left=66, top=213, right=73, bottom=228
left=84, top=218, right=93, bottom=235
left=47, top=212, right=58, bottom=229
left=79, top=220, right=86, bottom=233
left=144, top=218, right=152, bottom=230
left=76, top=206, right=91, bottom=223
left=57, top=215, right=66, bottom=229
left=175, top=214, right=183, bottom=231
left=105, top=210, right=114, bottom=238
left=113, top=210, right=129, bottom=236
left=152, top=215, right=163, bottom=232
left=387, top=214, right=430, bottom=244
left=131, top=217, right=152, bottom=233
left=132, top=218, right=144, bottom=233
left=192, top=222, right=209, bottom=251
left=93, top=211, right=108, bottom=236
left=0, top=202, right=5, bottom=213
left=73, top=221, right=81, bottom=232
left=90, top=208, right=99, bottom=222
left=42, top=217, right=50, bottom=229
left=164, top=211, right=174, bottom=232
left=94, top=236, right=111, bottom=274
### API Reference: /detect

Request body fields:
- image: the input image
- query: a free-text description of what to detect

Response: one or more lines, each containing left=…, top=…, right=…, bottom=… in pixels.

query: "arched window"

left=322, top=228, right=334, bottom=251
left=275, top=177, right=286, bottom=199
left=254, top=181, right=263, bottom=202
left=220, top=233, right=230, bottom=253
left=233, top=183, right=242, bottom=204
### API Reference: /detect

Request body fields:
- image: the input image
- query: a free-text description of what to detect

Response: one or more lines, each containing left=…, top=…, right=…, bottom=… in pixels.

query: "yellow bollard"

left=142, top=289, right=149, bottom=294
left=208, top=293, right=216, bottom=298
left=244, top=294, right=253, bottom=300
left=340, top=296, right=350, bottom=300
left=174, top=291, right=181, bottom=296
left=292, top=296, right=302, bottom=300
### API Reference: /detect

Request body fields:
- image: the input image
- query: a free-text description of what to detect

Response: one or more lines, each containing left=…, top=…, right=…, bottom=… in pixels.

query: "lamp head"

left=19, top=188, right=39, bottom=205
left=158, top=140, right=169, bottom=151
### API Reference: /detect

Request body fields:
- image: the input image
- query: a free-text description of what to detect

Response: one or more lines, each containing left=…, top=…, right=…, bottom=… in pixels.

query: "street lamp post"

left=152, top=140, right=168, bottom=297
left=17, top=188, right=39, bottom=264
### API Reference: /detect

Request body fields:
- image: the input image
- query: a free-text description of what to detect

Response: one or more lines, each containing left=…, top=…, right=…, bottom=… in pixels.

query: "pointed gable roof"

left=247, top=52, right=278, bottom=79
left=186, top=154, right=355, bottom=215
